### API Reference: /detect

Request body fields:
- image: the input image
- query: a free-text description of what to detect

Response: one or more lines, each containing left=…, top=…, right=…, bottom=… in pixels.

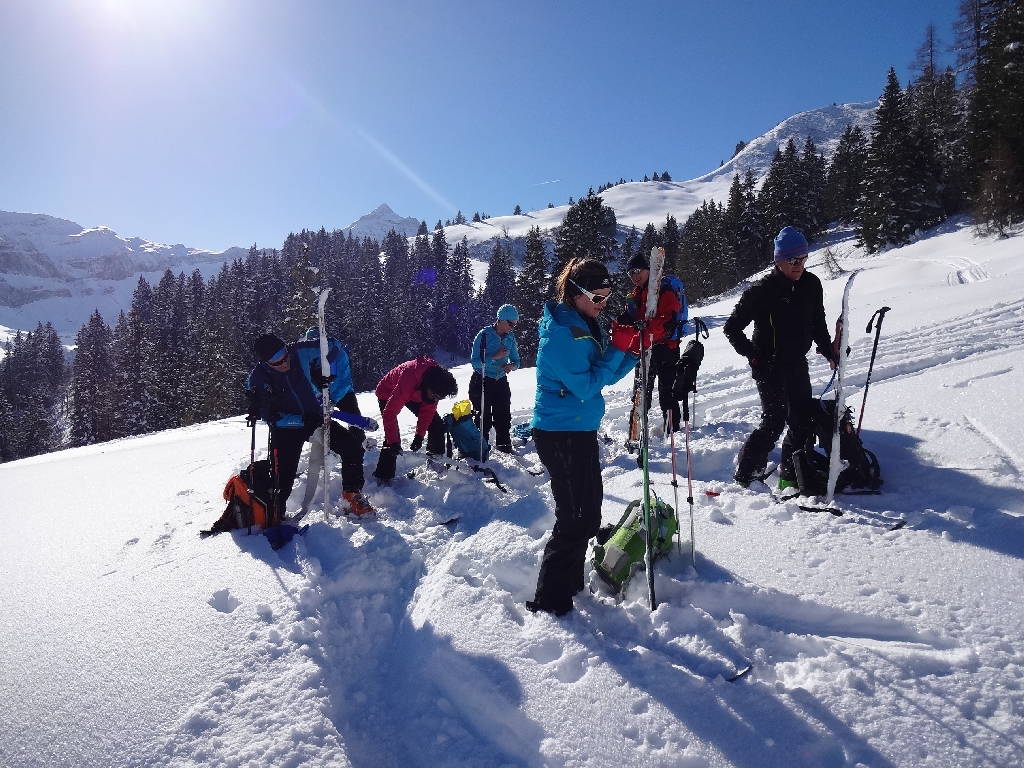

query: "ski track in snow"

left=4, top=227, right=1024, bottom=768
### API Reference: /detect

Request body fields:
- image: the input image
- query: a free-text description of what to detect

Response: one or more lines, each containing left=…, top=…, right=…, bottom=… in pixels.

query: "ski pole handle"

left=865, top=306, right=891, bottom=334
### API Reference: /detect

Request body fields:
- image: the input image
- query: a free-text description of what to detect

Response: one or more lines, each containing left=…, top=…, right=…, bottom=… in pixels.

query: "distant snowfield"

left=3, top=219, right=1023, bottom=767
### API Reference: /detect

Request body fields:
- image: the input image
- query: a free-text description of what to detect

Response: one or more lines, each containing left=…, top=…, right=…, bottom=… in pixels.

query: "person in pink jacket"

left=373, top=356, right=458, bottom=482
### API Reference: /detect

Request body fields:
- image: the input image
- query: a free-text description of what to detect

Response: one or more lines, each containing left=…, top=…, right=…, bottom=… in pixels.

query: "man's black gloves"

left=410, top=434, right=423, bottom=452
left=309, top=360, right=336, bottom=390
left=246, top=412, right=260, bottom=428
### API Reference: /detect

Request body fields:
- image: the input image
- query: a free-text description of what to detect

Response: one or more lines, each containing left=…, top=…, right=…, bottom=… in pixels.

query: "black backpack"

left=799, top=399, right=882, bottom=494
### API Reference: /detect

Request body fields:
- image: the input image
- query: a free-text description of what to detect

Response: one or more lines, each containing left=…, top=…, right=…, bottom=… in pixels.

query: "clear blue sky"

left=0, top=0, right=961, bottom=252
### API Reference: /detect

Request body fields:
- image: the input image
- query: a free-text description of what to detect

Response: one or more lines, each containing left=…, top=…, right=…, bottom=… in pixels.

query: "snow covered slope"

left=3, top=220, right=1023, bottom=768
left=0, top=211, right=246, bottom=340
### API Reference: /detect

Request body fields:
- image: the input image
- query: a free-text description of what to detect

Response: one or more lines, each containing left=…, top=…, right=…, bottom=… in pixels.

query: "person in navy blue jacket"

left=526, top=258, right=640, bottom=617
left=246, top=330, right=372, bottom=517
left=469, top=303, right=521, bottom=453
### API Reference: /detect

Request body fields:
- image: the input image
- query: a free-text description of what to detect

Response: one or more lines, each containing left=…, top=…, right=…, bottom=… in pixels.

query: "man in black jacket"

left=723, top=226, right=836, bottom=491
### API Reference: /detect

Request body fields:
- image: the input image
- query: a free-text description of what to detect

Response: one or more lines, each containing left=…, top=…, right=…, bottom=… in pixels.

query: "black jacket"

left=723, top=268, right=833, bottom=371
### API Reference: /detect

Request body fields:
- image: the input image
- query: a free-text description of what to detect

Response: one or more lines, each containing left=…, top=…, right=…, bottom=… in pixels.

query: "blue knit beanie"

left=774, top=226, right=808, bottom=261
left=496, top=304, right=519, bottom=322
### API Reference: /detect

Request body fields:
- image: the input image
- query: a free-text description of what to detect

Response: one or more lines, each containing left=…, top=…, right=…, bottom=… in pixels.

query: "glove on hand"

left=614, top=311, right=635, bottom=328
left=610, top=321, right=641, bottom=356
left=410, top=434, right=424, bottom=452
left=245, top=413, right=260, bottom=428
left=309, top=361, right=336, bottom=390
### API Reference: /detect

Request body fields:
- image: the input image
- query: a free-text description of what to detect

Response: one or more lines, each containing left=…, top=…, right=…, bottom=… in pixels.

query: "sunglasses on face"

left=267, top=348, right=288, bottom=366
left=628, top=267, right=646, bottom=277
left=570, top=280, right=611, bottom=305
left=786, top=256, right=808, bottom=266
left=503, top=320, right=517, bottom=327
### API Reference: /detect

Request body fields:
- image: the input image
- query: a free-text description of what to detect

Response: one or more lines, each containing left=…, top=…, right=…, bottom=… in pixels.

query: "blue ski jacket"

left=531, top=301, right=637, bottom=432
left=471, top=325, right=521, bottom=379
left=246, top=334, right=354, bottom=429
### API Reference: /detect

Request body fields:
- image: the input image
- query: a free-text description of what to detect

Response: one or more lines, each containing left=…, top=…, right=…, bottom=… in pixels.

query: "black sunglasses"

left=628, top=267, right=646, bottom=277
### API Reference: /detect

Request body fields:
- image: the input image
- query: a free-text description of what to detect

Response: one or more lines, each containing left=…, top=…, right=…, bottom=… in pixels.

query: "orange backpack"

left=202, top=460, right=278, bottom=535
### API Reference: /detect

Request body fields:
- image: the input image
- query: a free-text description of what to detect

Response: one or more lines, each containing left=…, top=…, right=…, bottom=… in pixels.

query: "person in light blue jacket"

left=469, top=304, right=521, bottom=452
left=526, top=258, right=640, bottom=617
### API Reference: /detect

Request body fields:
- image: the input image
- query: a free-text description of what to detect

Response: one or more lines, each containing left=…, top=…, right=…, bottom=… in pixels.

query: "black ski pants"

left=531, top=429, right=603, bottom=614
left=270, top=420, right=365, bottom=512
left=633, top=344, right=681, bottom=431
left=735, top=357, right=813, bottom=482
left=372, top=398, right=447, bottom=481
left=468, top=372, right=512, bottom=448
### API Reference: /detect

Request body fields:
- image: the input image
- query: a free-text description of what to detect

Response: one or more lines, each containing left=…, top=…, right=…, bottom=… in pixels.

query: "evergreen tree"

left=483, top=240, right=517, bottom=320
left=824, top=125, right=869, bottom=225
left=346, top=237, right=388, bottom=388
left=736, top=170, right=770, bottom=277
left=70, top=311, right=115, bottom=446
left=447, top=237, right=477, bottom=356
left=550, top=192, right=618, bottom=291
left=112, top=277, right=159, bottom=436
left=381, top=229, right=416, bottom=365
left=410, top=231, right=437, bottom=356
left=283, top=240, right=319, bottom=341
left=759, top=139, right=803, bottom=237
left=798, top=136, right=828, bottom=240
left=513, top=205, right=522, bottom=215
left=967, top=0, right=1024, bottom=231
left=679, top=200, right=727, bottom=301
left=0, top=388, right=13, bottom=462
left=661, top=214, right=681, bottom=279
left=514, top=226, right=549, bottom=366
left=859, top=68, right=942, bottom=251
left=198, top=267, right=246, bottom=420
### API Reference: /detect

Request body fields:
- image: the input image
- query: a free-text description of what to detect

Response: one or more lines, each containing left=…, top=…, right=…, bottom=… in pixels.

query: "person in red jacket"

left=619, top=252, right=684, bottom=433
left=372, top=357, right=458, bottom=482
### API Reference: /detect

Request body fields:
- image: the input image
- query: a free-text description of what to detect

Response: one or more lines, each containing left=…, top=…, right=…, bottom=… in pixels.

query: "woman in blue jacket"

left=527, top=258, right=640, bottom=616
left=470, top=303, right=521, bottom=452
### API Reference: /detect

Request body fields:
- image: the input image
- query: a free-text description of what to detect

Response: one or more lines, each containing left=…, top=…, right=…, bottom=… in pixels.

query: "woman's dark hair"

left=555, top=258, right=612, bottom=304
left=420, top=365, right=458, bottom=399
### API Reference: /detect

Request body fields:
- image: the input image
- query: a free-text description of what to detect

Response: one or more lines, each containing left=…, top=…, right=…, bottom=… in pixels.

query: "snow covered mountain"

left=4, top=220, right=1022, bottom=767
left=440, top=101, right=878, bottom=261
left=340, top=202, right=422, bottom=242
left=0, top=211, right=247, bottom=340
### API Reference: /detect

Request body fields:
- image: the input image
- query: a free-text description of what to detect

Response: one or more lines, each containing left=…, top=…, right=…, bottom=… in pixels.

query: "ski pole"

left=857, top=306, right=890, bottom=436
left=668, top=410, right=682, bottom=555
left=685, top=388, right=696, bottom=569
left=638, top=319, right=656, bottom=611
left=479, top=335, right=487, bottom=461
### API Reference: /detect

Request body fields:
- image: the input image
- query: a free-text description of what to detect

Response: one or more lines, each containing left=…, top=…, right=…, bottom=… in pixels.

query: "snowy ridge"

left=3, top=221, right=1024, bottom=767
left=0, top=211, right=246, bottom=340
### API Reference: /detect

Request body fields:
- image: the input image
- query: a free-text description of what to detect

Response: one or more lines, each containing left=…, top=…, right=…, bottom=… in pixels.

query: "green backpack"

left=593, top=497, right=677, bottom=594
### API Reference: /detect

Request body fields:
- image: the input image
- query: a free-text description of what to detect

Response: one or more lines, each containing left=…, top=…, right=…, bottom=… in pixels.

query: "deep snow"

left=2, top=220, right=1024, bottom=768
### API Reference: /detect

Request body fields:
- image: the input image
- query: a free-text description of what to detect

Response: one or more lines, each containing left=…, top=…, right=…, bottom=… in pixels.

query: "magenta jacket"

left=375, top=356, right=441, bottom=445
